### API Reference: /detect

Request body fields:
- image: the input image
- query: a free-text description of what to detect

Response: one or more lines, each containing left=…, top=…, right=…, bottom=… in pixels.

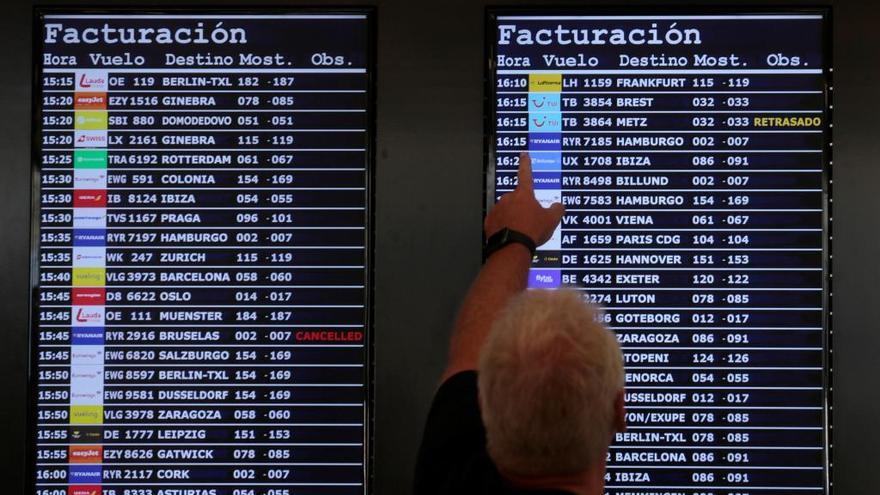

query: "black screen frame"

left=483, top=6, right=834, bottom=493
left=27, top=6, right=377, bottom=494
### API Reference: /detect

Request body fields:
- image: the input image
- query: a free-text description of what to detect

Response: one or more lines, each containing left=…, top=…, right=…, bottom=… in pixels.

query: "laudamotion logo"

left=75, top=70, right=109, bottom=92
left=69, top=445, right=103, bottom=463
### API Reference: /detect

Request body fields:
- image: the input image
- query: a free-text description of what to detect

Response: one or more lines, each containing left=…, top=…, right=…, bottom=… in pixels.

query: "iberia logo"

left=72, top=288, right=106, bottom=306
left=69, top=445, right=103, bottom=463
left=73, top=190, right=107, bottom=208
left=68, top=485, right=102, bottom=495
left=75, top=93, right=107, bottom=110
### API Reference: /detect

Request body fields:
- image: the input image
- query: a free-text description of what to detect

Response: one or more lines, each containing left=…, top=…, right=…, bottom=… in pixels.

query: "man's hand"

left=484, top=152, right=565, bottom=246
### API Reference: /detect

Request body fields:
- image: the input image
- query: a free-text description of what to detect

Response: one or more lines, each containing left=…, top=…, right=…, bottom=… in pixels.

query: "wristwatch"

left=484, top=228, right=537, bottom=259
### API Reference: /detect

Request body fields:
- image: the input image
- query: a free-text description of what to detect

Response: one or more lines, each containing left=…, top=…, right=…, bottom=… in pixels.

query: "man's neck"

left=500, top=463, right=605, bottom=495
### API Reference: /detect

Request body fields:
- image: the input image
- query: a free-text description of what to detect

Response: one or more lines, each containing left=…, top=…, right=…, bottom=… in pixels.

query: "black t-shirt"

left=413, top=371, right=573, bottom=495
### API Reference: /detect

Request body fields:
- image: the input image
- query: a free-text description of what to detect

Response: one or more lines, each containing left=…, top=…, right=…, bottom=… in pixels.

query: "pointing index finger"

left=516, top=152, right=533, bottom=193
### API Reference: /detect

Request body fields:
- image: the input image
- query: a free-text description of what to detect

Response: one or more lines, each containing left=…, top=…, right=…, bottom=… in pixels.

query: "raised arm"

left=441, top=153, right=565, bottom=382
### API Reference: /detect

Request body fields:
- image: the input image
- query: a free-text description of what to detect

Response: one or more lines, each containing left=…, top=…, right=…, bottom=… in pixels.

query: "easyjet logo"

left=75, top=93, right=107, bottom=110
left=69, top=445, right=103, bottom=463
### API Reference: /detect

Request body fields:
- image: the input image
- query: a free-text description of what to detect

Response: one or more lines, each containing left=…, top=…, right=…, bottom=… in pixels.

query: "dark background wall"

left=2, top=0, right=878, bottom=493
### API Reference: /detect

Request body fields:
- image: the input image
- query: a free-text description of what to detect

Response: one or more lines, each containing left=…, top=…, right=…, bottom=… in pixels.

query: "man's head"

left=477, top=288, right=625, bottom=478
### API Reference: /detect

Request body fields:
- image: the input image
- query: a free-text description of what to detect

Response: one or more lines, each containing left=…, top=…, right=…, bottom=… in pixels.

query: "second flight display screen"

left=488, top=12, right=831, bottom=494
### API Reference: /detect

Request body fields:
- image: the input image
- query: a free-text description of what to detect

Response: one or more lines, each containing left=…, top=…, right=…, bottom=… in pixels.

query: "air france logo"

left=74, top=130, right=108, bottom=148
left=75, top=70, right=109, bottom=91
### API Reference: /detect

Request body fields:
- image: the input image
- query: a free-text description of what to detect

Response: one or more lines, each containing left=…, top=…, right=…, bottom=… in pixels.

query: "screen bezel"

left=483, top=7, right=833, bottom=493
left=28, top=6, right=377, bottom=494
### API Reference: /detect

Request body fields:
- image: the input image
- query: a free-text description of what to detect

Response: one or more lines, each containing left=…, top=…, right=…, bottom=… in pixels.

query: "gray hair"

left=478, top=288, right=624, bottom=476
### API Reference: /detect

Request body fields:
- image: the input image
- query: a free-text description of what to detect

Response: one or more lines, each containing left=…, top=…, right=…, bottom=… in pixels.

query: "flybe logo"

left=75, top=93, right=107, bottom=110
left=75, top=70, right=109, bottom=91
left=74, top=130, right=108, bottom=149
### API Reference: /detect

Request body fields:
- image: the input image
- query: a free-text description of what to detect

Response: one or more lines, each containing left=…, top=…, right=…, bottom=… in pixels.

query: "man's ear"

left=613, top=389, right=626, bottom=433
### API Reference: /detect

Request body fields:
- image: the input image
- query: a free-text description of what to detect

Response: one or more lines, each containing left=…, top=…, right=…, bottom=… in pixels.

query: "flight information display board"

left=31, top=11, right=372, bottom=495
left=487, top=11, right=831, bottom=494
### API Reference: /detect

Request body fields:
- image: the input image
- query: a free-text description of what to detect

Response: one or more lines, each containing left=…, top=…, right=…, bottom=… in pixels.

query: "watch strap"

left=485, top=228, right=537, bottom=259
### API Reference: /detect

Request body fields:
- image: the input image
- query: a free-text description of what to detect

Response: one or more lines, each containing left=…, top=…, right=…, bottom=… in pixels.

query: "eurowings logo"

left=71, top=346, right=104, bottom=366
left=74, top=92, right=108, bottom=110
left=75, top=70, right=109, bottom=91
left=74, top=130, right=108, bottom=149
left=74, top=190, right=107, bottom=208
left=74, top=169, right=108, bottom=189
left=69, top=445, right=103, bottom=464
